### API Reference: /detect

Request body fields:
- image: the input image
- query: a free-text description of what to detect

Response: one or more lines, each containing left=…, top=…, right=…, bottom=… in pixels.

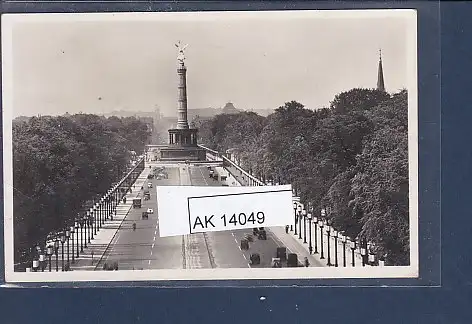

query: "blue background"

left=0, top=1, right=470, bottom=322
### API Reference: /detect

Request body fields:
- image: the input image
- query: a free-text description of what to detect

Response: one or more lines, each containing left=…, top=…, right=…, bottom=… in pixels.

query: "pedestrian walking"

left=304, top=257, right=310, bottom=267
left=123, top=197, right=127, bottom=204
left=285, top=225, right=289, bottom=233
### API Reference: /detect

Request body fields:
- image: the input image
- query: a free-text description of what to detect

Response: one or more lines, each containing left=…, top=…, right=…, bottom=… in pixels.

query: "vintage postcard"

left=2, top=10, right=418, bottom=282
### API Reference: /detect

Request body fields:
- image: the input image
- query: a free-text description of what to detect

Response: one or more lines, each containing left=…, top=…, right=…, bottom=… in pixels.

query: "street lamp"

left=369, top=252, right=376, bottom=266
left=100, top=197, right=105, bottom=226
left=341, top=234, right=347, bottom=267
left=75, top=221, right=80, bottom=258
left=60, top=232, right=66, bottom=271
left=47, top=245, right=53, bottom=272
left=313, top=215, right=319, bottom=254
left=333, top=230, right=339, bottom=267
left=297, top=205, right=302, bottom=240
left=80, top=219, right=84, bottom=253
left=350, top=240, right=356, bottom=267
left=90, top=210, right=95, bottom=240
left=319, top=219, right=325, bottom=259
left=326, top=220, right=332, bottom=267
left=293, top=202, right=297, bottom=234
left=39, top=252, right=45, bottom=272
left=65, top=228, right=70, bottom=268
left=104, top=193, right=109, bottom=221
left=307, top=212, right=313, bottom=254
left=302, top=208, right=307, bottom=243
left=379, top=254, right=386, bottom=267
left=86, top=211, right=91, bottom=243
left=107, top=193, right=111, bottom=219
left=83, top=215, right=88, bottom=248
left=361, top=246, right=367, bottom=267
left=94, top=203, right=99, bottom=233
left=32, top=259, right=39, bottom=272
left=54, top=239, right=59, bottom=272
left=70, top=226, right=75, bottom=264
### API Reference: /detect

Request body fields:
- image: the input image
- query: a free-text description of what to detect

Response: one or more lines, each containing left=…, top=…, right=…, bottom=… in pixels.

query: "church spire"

left=377, top=49, right=385, bottom=92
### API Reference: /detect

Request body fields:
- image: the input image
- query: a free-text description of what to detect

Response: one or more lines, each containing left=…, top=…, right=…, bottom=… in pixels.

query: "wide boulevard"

left=97, top=162, right=286, bottom=270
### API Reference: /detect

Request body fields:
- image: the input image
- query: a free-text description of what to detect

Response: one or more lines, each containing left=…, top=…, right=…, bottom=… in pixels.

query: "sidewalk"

left=69, top=168, right=151, bottom=271
left=275, top=225, right=365, bottom=268
left=221, top=165, right=368, bottom=268
left=269, top=226, right=324, bottom=267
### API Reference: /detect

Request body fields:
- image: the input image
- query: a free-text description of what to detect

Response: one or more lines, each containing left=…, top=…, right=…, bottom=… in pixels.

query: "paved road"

left=188, top=166, right=285, bottom=268
left=98, top=162, right=283, bottom=270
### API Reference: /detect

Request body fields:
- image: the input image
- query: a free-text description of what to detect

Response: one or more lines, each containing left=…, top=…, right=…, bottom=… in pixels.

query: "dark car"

left=250, top=253, right=261, bottom=265
left=258, top=229, right=267, bottom=240
left=240, top=239, right=249, bottom=250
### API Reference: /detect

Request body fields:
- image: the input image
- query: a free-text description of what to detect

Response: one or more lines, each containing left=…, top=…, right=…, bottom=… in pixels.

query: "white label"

left=157, top=185, right=293, bottom=237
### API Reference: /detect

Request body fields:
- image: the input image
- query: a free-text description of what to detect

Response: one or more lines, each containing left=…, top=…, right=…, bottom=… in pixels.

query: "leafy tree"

left=196, top=90, right=409, bottom=265
left=350, top=125, right=409, bottom=265
left=13, top=114, right=151, bottom=264
left=330, top=88, right=391, bottom=114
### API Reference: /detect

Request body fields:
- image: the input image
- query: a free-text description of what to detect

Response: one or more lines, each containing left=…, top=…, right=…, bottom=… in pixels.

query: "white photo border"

left=2, top=9, right=419, bottom=283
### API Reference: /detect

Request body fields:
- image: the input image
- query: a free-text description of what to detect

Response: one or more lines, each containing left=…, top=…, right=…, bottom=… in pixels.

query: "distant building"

left=221, top=102, right=240, bottom=114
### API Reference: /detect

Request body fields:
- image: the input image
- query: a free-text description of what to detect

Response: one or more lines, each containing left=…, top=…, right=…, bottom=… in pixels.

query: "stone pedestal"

left=160, top=128, right=206, bottom=161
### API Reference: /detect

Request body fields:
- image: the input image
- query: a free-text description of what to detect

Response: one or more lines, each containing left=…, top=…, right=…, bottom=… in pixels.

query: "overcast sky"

left=5, top=11, right=415, bottom=117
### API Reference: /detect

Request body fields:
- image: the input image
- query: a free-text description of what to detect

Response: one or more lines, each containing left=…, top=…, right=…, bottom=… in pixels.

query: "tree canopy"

left=13, top=114, right=151, bottom=264
left=198, top=88, right=410, bottom=265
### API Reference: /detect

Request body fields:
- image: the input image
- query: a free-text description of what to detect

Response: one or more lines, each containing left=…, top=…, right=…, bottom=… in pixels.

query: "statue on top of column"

left=175, top=40, right=188, bottom=64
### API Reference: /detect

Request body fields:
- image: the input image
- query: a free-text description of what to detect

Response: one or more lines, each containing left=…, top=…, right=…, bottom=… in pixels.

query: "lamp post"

left=86, top=211, right=91, bottom=244
left=107, top=193, right=111, bottom=220
left=293, top=202, right=298, bottom=235
left=110, top=193, right=115, bottom=221
left=47, top=245, right=53, bottom=272
left=379, top=254, right=386, bottom=267
left=104, top=193, right=109, bottom=221
left=94, top=203, right=99, bottom=233
left=319, top=219, right=325, bottom=259
left=75, top=221, right=80, bottom=258
left=368, top=244, right=375, bottom=266
left=361, top=238, right=368, bottom=266
left=302, top=208, right=307, bottom=243
left=83, top=215, right=89, bottom=248
left=80, top=219, right=84, bottom=253
left=333, top=230, right=338, bottom=267
left=39, top=253, right=45, bottom=272
left=298, top=205, right=302, bottom=240
left=54, top=239, right=59, bottom=272
left=326, top=221, right=332, bottom=267
left=342, top=235, right=347, bottom=267
left=350, top=240, right=356, bottom=267
left=60, top=232, right=66, bottom=271
left=313, top=215, right=318, bottom=254
left=32, top=259, right=39, bottom=272
left=65, top=228, right=70, bottom=268
left=369, top=252, right=375, bottom=266
left=70, top=226, right=75, bottom=264
left=90, top=211, right=95, bottom=240
left=307, top=212, right=313, bottom=254
left=100, top=197, right=105, bottom=226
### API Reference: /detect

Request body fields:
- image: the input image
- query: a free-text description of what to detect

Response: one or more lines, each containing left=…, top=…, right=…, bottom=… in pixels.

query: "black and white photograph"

left=2, top=10, right=418, bottom=282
